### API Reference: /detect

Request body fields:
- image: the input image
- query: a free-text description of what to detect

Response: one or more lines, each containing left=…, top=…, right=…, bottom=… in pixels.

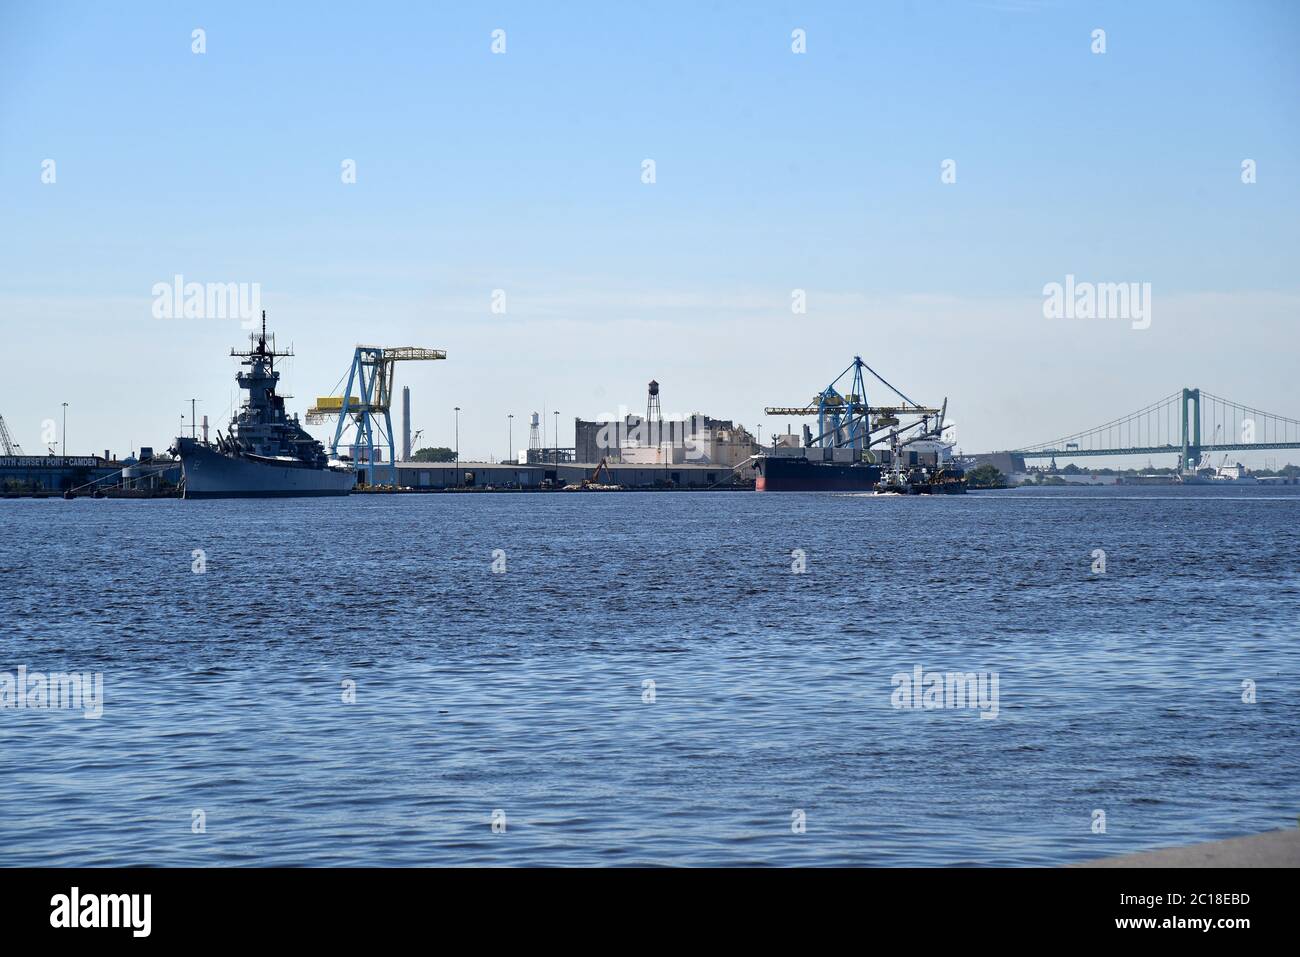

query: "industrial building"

left=574, top=414, right=757, bottom=467
left=0, top=451, right=181, bottom=495
left=961, top=451, right=1027, bottom=475
left=571, top=380, right=758, bottom=470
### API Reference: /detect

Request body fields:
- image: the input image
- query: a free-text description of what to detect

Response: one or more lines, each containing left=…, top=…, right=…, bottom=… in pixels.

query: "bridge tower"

left=1180, top=387, right=1202, bottom=471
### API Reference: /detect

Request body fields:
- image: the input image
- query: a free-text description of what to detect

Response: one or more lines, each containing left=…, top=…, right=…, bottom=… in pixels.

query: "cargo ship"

left=173, top=314, right=355, bottom=499
left=754, top=448, right=881, bottom=491
left=754, top=438, right=966, bottom=492
left=756, top=355, right=956, bottom=492
left=1178, top=460, right=1258, bottom=485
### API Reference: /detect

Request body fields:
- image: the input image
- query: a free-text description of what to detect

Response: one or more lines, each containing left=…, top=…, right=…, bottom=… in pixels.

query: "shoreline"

left=1072, top=828, right=1300, bottom=868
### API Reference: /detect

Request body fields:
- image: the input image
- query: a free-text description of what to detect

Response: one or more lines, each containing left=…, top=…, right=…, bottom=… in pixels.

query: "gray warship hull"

left=177, top=438, right=354, bottom=499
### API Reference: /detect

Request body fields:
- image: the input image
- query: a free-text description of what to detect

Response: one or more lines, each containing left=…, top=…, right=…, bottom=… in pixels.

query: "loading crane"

left=306, top=345, right=446, bottom=486
left=0, top=414, right=24, bottom=455
left=765, top=356, right=943, bottom=454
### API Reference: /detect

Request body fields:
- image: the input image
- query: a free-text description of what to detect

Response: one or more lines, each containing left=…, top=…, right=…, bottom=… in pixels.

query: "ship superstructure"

left=873, top=436, right=968, bottom=494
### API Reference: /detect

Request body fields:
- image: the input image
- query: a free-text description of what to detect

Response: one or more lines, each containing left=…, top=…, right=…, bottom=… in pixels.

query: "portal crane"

left=0, top=414, right=24, bottom=455
left=764, top=356, right=943, bottom=454
left=306, top=345, right=447, bottom=486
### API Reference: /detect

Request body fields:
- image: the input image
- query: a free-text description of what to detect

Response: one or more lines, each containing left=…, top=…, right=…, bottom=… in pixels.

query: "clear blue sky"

left=1, top=1, right=1297, bottom=464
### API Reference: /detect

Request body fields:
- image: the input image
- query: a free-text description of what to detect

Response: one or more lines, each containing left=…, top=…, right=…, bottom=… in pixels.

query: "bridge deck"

left=1016, top=442, right=1300, bottom=458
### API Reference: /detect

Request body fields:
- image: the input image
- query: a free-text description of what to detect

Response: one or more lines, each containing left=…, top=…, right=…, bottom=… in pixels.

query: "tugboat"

left=173, top=313, right=355, bottom=499
left=873, top=436, right=967, bottom=495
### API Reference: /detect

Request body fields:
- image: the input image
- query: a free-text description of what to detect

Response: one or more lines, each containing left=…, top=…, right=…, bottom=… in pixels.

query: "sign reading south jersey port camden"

left=0, top=456, right=102, bottom=469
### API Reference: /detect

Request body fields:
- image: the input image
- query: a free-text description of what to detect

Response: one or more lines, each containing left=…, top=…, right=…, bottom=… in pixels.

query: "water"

left=2, top=487, right=1298, bottom=866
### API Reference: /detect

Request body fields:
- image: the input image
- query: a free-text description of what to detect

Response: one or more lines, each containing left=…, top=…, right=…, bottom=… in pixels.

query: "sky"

left=1, top=0, right=1298, bottom=467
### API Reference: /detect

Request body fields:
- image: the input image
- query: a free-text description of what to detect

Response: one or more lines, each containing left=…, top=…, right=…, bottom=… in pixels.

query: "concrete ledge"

left=1073, top=828, right=1300, bottom=868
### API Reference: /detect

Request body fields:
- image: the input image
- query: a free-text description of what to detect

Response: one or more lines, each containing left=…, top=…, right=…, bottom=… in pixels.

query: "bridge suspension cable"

left=1197, top=391, right=1300, bottom=448
left=1016, top=392, right=1182, bottom=455
left=1012, top=388, right=1300, bottom=463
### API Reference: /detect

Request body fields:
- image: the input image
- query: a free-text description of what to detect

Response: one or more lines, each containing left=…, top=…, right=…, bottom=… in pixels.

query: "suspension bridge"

left=1006, top=388, right=1300, bottom=469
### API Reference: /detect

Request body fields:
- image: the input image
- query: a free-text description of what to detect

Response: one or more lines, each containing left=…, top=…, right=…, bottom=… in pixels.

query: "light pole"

left=454, top=406, right=460, bottom=486
left=508, top=414, right=514, bottom=464
left=61, top=402, right=68, bottom=458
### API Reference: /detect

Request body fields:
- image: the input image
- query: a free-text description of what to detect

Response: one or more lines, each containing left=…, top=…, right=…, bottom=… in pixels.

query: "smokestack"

left=402, top=386, right=412, bottom=462
left=202, top=415, right=209, bottom=444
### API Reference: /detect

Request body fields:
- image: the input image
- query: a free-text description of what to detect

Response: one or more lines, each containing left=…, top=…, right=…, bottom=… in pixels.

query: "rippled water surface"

left=2, top=487, right=1298, bottom=865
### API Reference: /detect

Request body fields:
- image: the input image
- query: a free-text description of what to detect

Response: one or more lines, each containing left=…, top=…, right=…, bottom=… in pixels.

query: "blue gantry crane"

left=765, top=355, right=942, bottom=451
left=307, top=345, right=446, bottom=486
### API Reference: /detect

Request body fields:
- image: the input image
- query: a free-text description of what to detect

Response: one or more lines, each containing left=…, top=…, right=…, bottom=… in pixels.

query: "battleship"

left=173, top=314, right=355, bottom=499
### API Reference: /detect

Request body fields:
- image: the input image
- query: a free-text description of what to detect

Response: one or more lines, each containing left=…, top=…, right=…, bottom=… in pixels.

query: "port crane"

left=0, top=414, right=24, bottom=455
left=306, top=345, right=447, bottom=486
left=765, top=356, right=945, bottom=456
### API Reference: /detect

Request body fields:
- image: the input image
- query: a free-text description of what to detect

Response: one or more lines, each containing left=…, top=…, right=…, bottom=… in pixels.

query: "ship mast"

left=231, top=310, right=293, bottom=366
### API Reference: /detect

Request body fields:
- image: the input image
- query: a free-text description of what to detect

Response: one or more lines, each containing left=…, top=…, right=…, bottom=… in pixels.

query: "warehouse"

left=393, top=460, right=752, bottom=489
left=1, top=455, right=119, bottom=494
